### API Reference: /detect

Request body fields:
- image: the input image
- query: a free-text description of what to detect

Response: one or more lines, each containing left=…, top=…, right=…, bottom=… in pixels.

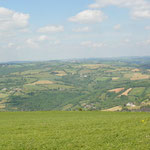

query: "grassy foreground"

left=0, top=112, right=150, bottom=150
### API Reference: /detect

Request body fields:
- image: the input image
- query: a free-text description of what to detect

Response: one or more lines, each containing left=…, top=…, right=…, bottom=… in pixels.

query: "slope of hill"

left=0, top=57, right=150, bottom=111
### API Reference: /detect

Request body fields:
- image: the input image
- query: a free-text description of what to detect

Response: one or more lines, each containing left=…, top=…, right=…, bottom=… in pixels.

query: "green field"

left=0, top=111, right=150, bottom=150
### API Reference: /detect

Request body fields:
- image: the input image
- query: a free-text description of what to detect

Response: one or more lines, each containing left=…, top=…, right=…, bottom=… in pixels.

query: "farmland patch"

left=102, top=106, right=122, bottom=111
left=30, top=80, right=54, bottom=85
left=108, top=88, right=125, bottom=93
left=130, top=73, right=149, bottom=80
left=119, top=88, right=132, bottom=96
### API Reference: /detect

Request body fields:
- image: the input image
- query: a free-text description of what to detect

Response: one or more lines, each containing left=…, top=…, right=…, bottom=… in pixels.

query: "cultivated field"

left=108, top=88, right=125, bottom=93
left=0, top=111, right=150, bottom=150
left=119, top=88, right=132, bottom=96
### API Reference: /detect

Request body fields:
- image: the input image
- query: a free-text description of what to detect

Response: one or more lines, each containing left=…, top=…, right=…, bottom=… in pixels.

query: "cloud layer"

left=0, top=1, right=149, bottom=62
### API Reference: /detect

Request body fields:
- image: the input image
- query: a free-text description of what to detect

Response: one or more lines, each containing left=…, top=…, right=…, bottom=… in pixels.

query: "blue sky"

left=0, top=0, right=150, bottom=62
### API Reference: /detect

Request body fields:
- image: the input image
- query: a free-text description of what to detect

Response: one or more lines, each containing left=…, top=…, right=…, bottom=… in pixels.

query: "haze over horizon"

left=0, top=0, right=150, bottom=62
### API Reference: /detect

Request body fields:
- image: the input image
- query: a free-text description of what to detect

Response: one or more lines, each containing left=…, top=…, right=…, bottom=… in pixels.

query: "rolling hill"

left=0, top=57, right=150, bottom=111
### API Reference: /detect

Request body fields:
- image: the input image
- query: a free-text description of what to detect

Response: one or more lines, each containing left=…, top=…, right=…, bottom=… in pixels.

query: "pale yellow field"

left=82, top=64, right=109, bottom=69
left=54, top=71, right=67, bottom=76
left=112, top=77, right=119, bottom=80
left=130, top=73, right=149, bottom=80
left=30, top=80, right=54, bottom=85
left=105, top=68, right=130, bottom=73
left=119, top=88, right=132, bottom=96
left=0, top=104, right=5, bottom=109
left=79, top=70, right=92, bottom=74
left=0, top=93, right=8, bottom=99
left=108, top=88, right=125, bottom=93
left=131, top=69, right=140, bottom=72
left=102, top=106, right=122, bottom=112
left=127, top=106, right=140, bottom=110
left=124, top=73, right=149, bottom=80
left=63, top=104, right=73, bottom=110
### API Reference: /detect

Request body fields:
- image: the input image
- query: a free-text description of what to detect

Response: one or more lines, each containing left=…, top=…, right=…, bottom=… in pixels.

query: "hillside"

left=0, top=57, right=150, bottom=111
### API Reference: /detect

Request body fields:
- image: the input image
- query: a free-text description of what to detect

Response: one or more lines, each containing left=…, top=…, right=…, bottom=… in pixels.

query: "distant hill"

left=0, top=57, right=150, bottom=111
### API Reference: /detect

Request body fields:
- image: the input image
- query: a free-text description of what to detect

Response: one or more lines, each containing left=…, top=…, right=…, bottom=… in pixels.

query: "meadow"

left=0, top=111, right=150, bottom=150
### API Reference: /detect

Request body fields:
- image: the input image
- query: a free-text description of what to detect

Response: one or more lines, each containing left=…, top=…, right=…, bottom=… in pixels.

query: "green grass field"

left=0, top=111, right=150, bottom=150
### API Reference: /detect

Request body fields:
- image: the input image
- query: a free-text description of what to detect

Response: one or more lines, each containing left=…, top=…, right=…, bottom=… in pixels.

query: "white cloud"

left=146, top=39, right=150, bottom=44
left=69, top=10, right=106, bottom=24
left=38, top=35, right=48, bottom=41
left=73, top=26, right=90, bottom=32
left=89, top=0, right=150, bottom=19
left=38, top=25, right=64, bottom=33
left=0, top=7, right=30, bottom=50
left=124, top=39, right=130, bottom=43
left=26, top=35, right=61, bottom=49
left=114, top=24, right=121, bottom=30
left=7, top=42, right=15, bottom=48
left=26, top=38, right=39, bottom=48
left=145, top=26, right=150, bottom=30
left=132, top=10, right=150, bottom=19
left=53, top=40, right=61, bottom=45
left=0, top=7, right=29, bottom=31
left=81, top=41, right=104, bottom=48
left=137, top=39, right=150, bottom=46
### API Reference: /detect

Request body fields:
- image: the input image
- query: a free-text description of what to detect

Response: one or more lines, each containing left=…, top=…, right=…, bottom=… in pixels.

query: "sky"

left=0, top=0, right=150, bottom=62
